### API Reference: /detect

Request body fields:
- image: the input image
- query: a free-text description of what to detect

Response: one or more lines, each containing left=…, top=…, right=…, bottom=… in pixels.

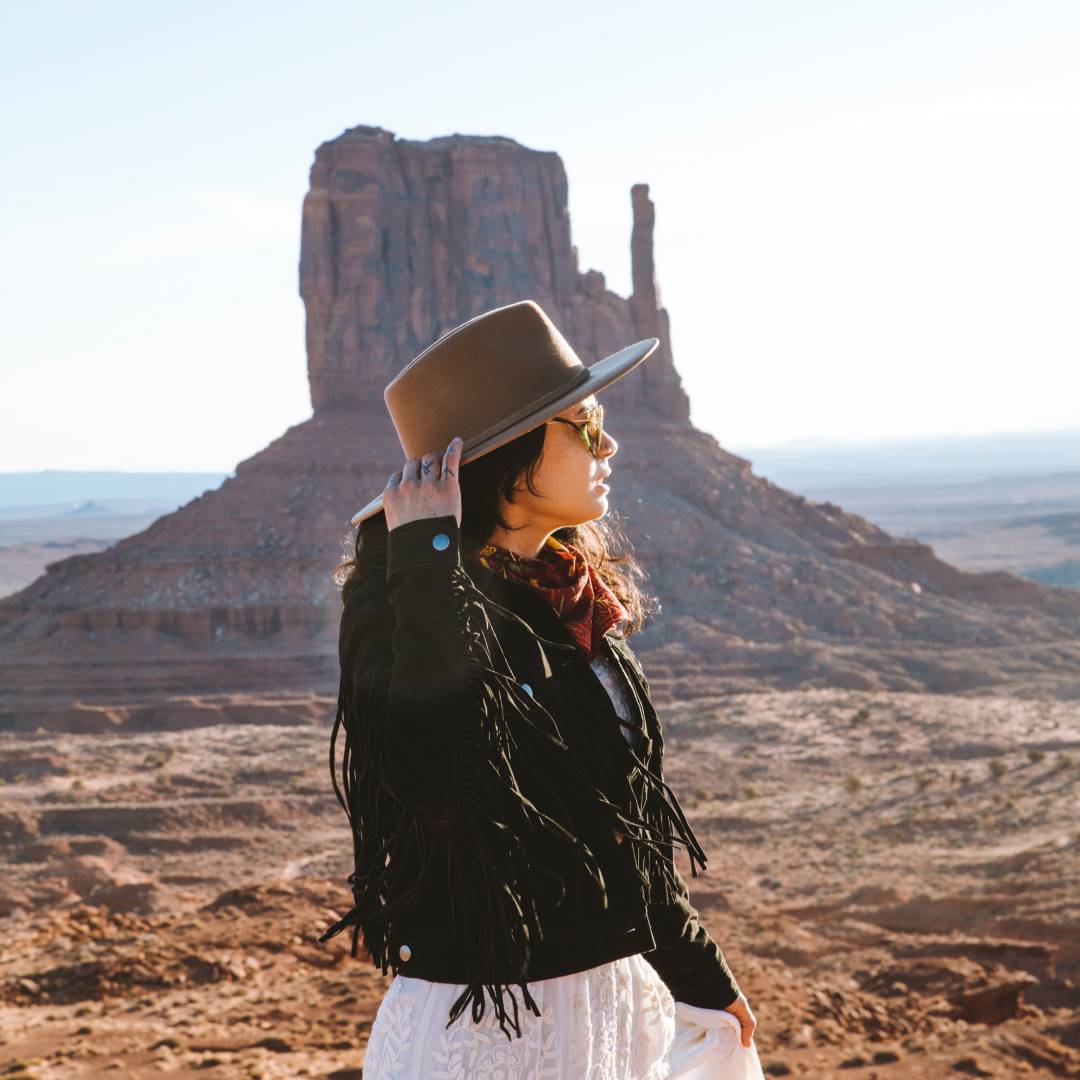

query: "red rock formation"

left=299, top=128, right=688, bottom=423
left=1, top=124, right=1079, bottom=730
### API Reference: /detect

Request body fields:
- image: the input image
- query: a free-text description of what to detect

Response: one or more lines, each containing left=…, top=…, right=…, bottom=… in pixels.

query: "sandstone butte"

left=2, top=124, right=1079, bottom=733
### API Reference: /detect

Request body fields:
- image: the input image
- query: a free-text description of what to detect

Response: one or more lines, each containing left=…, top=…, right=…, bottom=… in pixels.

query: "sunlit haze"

left=2, top=1, right=1077, bottom=471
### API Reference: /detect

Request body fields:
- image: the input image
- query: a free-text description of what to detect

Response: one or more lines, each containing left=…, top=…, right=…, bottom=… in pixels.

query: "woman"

left=321, top=300, right=764, bottom=1078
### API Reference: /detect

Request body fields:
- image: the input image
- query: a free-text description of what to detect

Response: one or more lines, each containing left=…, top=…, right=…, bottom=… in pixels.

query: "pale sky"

left=1, top=0, right=1077, bottom=471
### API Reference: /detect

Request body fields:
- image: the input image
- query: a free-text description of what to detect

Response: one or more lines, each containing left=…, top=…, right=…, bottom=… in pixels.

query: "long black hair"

left=334, top=423, right=659, bottom=631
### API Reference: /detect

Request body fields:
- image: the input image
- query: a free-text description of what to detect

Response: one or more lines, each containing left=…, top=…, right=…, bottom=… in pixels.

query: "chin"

left=562, top=503, right=607, bottom=528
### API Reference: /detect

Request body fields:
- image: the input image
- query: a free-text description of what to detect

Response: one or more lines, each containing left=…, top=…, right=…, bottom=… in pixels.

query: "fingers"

left=399, top=437, right=463, bottom=482
left=724, top=996, right=757, bottom=1049
left=443, top=435, right=463, bottom=479
left=739, top=1001, right=757, bottom=1048
left=391, top=456, right=427, bottom=486
left=419, top=451, right=440, bottom=480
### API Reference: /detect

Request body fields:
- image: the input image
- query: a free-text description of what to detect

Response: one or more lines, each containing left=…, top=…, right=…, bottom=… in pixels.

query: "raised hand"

left=723, top=992, right=758, bottom=1048
left=382, top=435, right=464, bottom=531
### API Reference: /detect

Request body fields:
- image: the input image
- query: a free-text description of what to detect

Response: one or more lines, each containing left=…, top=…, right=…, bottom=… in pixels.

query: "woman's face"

left=506, top=394, right=618, bottom=530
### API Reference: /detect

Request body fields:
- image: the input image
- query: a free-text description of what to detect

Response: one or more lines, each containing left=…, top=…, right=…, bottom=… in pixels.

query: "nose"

left=599, top=429, right=617, bottom=459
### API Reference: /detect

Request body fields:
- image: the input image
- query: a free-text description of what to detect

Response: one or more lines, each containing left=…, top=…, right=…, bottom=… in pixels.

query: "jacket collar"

left=464, top=553, right=639, bottom=666
left=464, top=556, right=582, bottom=652
left=464, top=555, right=653, bottom=734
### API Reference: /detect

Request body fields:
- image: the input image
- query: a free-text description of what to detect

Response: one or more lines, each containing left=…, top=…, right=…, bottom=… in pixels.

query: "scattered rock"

left=872, top=1048, right=901, bottom=1064
left=954, top=976, right=1038, bottom=1025
left=952, top=1056, right=994, bottom=1076
left=254, top=1036, right=295, bottom=1053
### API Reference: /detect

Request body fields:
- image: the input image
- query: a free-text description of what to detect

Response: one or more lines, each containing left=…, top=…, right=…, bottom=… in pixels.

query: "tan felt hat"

left=349, top=299, right=659, bottom=526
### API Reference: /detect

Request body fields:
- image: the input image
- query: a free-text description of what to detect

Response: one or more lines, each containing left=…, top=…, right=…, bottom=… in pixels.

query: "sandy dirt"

left=1, top=687, right=1077, bottom=1077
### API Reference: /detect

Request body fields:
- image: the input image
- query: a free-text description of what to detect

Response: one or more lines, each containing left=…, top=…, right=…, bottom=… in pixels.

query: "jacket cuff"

left=386, top=514, right=461, bottom=579
left=644, top=898, right=742, bottom=1010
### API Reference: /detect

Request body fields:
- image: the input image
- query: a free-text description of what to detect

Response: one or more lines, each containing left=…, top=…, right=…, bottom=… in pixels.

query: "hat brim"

left=348, top=336, right=660, bottom=527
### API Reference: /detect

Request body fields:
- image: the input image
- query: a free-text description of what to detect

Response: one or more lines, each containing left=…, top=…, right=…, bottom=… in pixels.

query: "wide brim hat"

left=349, top=299, right=660, bottom=526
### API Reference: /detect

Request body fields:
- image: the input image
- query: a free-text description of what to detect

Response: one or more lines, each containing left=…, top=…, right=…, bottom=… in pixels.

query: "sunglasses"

left=547, top=403, right=605, bottom=457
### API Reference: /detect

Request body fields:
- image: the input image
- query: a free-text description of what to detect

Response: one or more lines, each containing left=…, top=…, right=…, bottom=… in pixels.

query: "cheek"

left=533, top=432, right=596, bottom=502
left=562, top=450, right=595, bottom=493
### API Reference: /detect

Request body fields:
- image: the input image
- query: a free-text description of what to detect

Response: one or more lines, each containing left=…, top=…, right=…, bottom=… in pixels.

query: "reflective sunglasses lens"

left=588, top=406, right=603, bottom=453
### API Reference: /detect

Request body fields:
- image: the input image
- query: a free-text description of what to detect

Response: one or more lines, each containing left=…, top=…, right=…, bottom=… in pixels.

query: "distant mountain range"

left=0, top=470, right=229, bottom=513
left=4, top=427, right=1079, bottom=513
left=729, top=427, right=1080, bottom=491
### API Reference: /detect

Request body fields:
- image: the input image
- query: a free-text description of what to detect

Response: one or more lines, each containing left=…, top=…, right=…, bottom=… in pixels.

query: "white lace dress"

left=360, top=649, right=765, bottom=1079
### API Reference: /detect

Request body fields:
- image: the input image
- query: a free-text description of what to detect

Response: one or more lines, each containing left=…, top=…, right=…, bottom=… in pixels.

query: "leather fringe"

left=320, top=567, right=709, bottom=1041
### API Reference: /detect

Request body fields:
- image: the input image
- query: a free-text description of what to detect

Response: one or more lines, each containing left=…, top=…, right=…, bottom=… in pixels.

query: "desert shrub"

left=916, top=769, right=937, bottom=791
left=143, top=750, right=172, bottom=769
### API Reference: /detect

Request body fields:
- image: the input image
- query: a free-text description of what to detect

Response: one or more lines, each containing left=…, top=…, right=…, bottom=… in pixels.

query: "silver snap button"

left=521, top=682, right=534, bottom=697
left=431, top=533, right=450, bottom=551
left=398, top=943, right=412, bottom=961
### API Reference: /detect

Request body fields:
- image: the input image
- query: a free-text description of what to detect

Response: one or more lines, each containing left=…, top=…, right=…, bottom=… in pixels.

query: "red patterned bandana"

left=468, top=536, right=631, bottom=661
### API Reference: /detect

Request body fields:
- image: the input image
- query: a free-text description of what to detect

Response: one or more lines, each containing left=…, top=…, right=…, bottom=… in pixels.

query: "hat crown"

left=384, top=300, right=589, bottom=460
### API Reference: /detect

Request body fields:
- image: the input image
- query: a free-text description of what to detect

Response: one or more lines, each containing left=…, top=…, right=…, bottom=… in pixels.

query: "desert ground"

left=1, top=687, right=1077, bottom=1078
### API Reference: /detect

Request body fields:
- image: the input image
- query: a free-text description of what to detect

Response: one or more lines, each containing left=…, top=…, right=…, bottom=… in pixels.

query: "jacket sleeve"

left=644, top=861, right=742, bottom=1009
left=347, top=512, right=469, bottom=827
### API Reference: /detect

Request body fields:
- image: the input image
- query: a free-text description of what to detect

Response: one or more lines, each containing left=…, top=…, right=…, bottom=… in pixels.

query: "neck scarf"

left=467, top=535, right=631, bottom=660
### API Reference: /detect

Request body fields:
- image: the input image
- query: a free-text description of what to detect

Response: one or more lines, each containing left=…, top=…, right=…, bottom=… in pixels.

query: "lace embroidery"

left=636, top=966, right=676, bottom=1078
left=430, top=995, right=560, bottom=1079
left=362, top=954, right=676, bottom=1079
left=363, top=974, right=415, bottom=1078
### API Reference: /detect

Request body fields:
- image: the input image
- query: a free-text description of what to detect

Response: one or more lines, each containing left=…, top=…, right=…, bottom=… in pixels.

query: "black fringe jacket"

left=319, top=513, right=741, bottom=1041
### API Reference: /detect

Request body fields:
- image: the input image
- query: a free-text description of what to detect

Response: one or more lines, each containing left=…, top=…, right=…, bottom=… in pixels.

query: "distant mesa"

left=1, top=123, right=1079, bottom=731
left=62, top=501, right=112, bottom=517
